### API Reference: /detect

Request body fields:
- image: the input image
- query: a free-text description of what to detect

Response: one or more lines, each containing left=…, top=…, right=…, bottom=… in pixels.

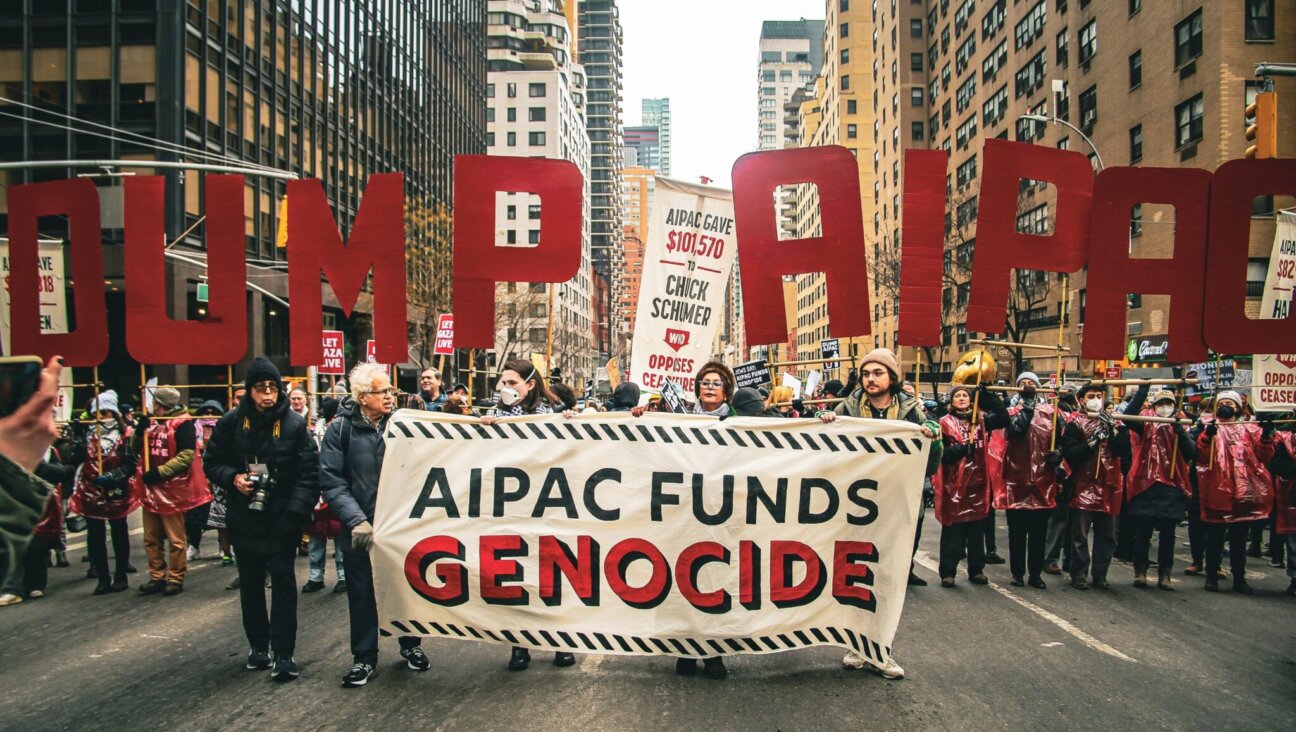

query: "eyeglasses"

left=251, top=382, right=279, bottom=394
left=863, top=369, right=890, bottom=378
left=699, top=380, right=725, bottom=388
left=363, top=388, right=396, bottom=397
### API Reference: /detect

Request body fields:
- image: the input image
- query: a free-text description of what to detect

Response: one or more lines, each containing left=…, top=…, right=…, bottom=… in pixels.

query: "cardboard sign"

left=804, top=370, right=823, bottom=399
left=733, top=359, right=771, bottom=390
left=782, top=372, right=803, bottom=400
left=320, top=331, right=345, bottom=375
left=434, top=313, right=455, bottom=356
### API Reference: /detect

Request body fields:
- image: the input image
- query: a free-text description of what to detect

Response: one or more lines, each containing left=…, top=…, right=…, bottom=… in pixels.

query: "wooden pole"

left=466, top=349, right=476, bottom=410
left=545, top=284, right=555, bottom=375
left=139, top=363, right=149, bottom=472
left=93, top=365, right=103, bottom=473
left=1051, top=274, right=1069, bottom=452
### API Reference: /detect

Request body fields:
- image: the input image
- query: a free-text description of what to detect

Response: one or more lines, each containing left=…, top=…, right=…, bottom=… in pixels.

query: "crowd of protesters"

left=2, top=349, right=1293, bottom=688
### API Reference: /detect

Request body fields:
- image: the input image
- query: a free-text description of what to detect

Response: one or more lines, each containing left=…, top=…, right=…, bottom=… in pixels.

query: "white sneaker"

left=0, top=593, right=23, bottom=607
left=186, top=546, right=199, bottom=561
left=841, top=650, right=867, bottom=669
left=27, top=590, right=44, bottom=599
left=874, top=658, right=905, bottom=679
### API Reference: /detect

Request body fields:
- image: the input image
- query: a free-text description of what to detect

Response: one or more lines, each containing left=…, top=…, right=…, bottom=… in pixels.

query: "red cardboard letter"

left=965, top=139, right=1093, bottom=333
left=898, top=149, right=948, bottom=346
left=124, top=175, right=248, bottom=364
left=1081, top=167, right=1211, bottom=362
left=287, top=173, right=407, bottom=366
left=731, top=146, right=871, bottom=345
left=452, top=155, right=583, bottom=349
left=1203, top=159, right=1296, bottom=355
left=7, top=178, right=107, bottom=365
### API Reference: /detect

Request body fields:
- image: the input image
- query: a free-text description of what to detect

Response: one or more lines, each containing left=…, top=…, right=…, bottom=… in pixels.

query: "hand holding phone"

left=0, top=356, right=63, bottom=471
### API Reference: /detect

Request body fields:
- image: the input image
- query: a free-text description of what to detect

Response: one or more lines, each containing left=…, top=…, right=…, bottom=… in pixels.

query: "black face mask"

left=1216, top=405, right=1236, bottom=420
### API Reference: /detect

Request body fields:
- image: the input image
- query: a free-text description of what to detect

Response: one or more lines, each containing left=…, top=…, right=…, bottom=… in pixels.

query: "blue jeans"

left=307, top=536, right=345, bottom=583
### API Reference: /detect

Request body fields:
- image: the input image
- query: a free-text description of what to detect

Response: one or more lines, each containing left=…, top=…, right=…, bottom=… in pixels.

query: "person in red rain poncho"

left=990, top=372, right=1067, bottom=589
left=1060, top=383, right=1147, bottom=590
left=933, top=383, right=1008, bottom=587
left=1196, top=391, right=1276, bottom=594
left=1267, top=417, right=1296, bottom=596
left=1124, top=390, right=1195, bottom=590
left=69, top=390, right=143, bottom=595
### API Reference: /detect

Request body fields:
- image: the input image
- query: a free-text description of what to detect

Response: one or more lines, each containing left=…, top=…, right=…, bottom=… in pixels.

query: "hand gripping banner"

left=372, top=412, right=927, bottom=665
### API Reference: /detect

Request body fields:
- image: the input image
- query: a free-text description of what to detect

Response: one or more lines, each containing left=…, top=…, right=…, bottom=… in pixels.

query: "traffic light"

left=1245, top=91, right=1277, bottom=160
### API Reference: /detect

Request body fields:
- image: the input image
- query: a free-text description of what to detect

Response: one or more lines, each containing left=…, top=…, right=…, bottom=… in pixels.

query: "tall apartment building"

left=870, top=0, right=1295, bottom=385
left=577, top=0, right=626, bottom=362
left=619, top=165, right=653, bottom=336
left=487, top=0, right=595, bottom=379
left=641, top=96, right=672, bottom=175
left=623, top=124, right=661, bottom=170
left=0, top=0, right=486, bottom=399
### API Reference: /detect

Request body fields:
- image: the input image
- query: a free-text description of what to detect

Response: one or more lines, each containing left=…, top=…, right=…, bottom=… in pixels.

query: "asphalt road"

left=1, top=510, right=1292, bottom=731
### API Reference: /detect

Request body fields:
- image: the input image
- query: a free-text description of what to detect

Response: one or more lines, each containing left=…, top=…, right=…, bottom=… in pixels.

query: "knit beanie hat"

left=860, top=348, right=901, bottom=383
left=244, top=356, right=283, bottom=390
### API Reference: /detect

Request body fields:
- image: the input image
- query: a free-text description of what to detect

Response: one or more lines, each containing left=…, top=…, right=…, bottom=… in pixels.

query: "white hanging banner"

left=1253, top=211, right=1296, bottom=411
left=629, top=178, right=737, bottom=393
left=372, top=411, right=928, bottom=665
left=0, top=238, right=68, bottom=357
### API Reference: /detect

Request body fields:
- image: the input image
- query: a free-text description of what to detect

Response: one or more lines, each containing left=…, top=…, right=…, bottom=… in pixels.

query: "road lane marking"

left=914, top=551, right=1138, bottom=664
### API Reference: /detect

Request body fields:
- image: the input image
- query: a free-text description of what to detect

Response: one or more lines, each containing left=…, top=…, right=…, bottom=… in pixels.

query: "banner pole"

left=1209, top=350, right=1223, bottom=470
left=545, top=284, right=555, bottom=375
left=467, top=349, right=476, bottom=411
left=93, top=365, right=103, bottom=473
left=139, top=362, right=149, bottom=472
left=1051, top=274, right=1069, bottom=452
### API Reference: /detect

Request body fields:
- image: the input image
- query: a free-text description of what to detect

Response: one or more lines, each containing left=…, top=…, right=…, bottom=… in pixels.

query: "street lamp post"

left=1018, top=113, right=1105, bottom=171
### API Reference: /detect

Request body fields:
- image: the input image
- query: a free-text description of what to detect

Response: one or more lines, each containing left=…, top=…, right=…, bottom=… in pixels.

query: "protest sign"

left=733, top=359, right=771, bottom=390
left=1253, top=211, right=1296, bottom=410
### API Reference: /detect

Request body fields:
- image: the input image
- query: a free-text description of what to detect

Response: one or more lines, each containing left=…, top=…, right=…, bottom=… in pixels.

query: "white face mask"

left=499, top=386, right=522, bottom=406
left=1085, top=397, right=1104, bottom=413
left=1155, top=404, right=1175, bottom=418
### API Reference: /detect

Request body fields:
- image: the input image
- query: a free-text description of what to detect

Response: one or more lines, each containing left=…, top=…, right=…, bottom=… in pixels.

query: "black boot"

left=675, top=658, right=698, bottom=676
left=1232, top=579, right=1254, bottom=595
left=907, top=572, right=928, bottom=586
left=702, top=657, right=727, bottom=679
left=508, top=647, right=530, bottom=671
left=553, top=652, right=575, bottom=667
left=93, top=580, right=111, bottom=596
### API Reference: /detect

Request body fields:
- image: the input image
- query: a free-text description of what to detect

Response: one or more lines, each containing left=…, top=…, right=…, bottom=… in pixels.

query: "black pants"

left=85, top=517, right=130, bottom=582
left=1132, top=517, right=1178, bottom=572
left=1187, top=500, right=1206, bottom=564
left=1205, top=522, right=1250, bottom=580
left=235, top=545, right=299, bottom=656
left=910, top=507, right=925, bottom=574
left=1114, top=514, right=1136, bottom=560
left=938, top=521, right=985, bottom=579
left=185, top=502, right=211, bottom=551
left=982, top=509, right=998, bottom=554
left=342, top=550, right=420, bottom=666
left=1069, top=510, right=1115, bottom=583
left=1006, top=509, right=1049, bottom=580
left=3, top=537, right=53, bottom=596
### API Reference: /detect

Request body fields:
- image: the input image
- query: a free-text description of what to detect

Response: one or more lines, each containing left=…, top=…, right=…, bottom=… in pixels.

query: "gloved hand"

left=1055, top=465, right=1068, bottom=482
left=945, top=443, right=968, bottom=461
left=142, top=468, right=164, bottom=485
left=1044, top=450, right=1062, bottom=466
left=792, top=398, right=805, bottom=414
left=136, top=413, right=151, bottom=431
left=351, top=520, right=375, bottom=552
left=275, top=510, right=307, bottom=538
left=1206, top=423, right=1218, bottom=437
left=1097, top=409, right=1114, bottom=429
left=93, top=474, right=116, bottom=489
left=1259, top=415, right=1276, bottom=437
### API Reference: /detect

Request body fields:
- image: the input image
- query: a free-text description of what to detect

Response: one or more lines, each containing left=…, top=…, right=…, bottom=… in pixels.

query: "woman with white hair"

left=320, top=362, right=430, bottom=687
left=69, top=390, right=141, bottom=595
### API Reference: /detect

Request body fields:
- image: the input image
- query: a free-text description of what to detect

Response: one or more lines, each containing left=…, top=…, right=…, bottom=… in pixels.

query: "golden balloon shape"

left=952, top=348, right=997, bottom=385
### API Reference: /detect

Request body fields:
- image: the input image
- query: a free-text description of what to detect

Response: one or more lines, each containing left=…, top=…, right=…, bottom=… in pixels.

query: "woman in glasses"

left=479, top=359, right=575, bottom=671
left=692, top=361, right=736, bottom=418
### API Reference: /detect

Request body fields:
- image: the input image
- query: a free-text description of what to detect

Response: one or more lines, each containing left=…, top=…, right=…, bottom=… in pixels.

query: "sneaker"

left=186, top=546, right=199, bottom=562
left=342, top=662, right=376, bottom=688
left=1184, top=563, right=1203, bottom=575
left=1270, top=557, right=1286, bottom=568
left=27, top=590, right=44, bottom=599
left=676, top=658, right=699, bottom=675
left=221, top=554, right=234, bottom=567
left=940, top=577, right=956, bottom=588
left=1071, top=578, right=1089, bottom=591
left=702, top=657, right=727, bottom=679
left=246, top=649, right=272, bottom=670
left=271, top=654, right=299, bottom=682
left=984, top=552, right=1006, bottom=565
left=333, top=580, right=348, bottom=594
left=163, top=582, right=184, bottom=596
left=1092, top=579, right=1110, bottom=590
left=873, top=658, right=905, bottom=680
left=126, top=563, right=138, bottom=574
left=554, top=652, right=576, bottom=667
left=1044, top=563, right=1062, bottom=575
left=302, top=580, right=326, bottom=593
left=841, top=650, right=867, bottom=669
left=0, top=593, right=23, bottom=607
left=138, top=579, right=166, bottom=595
left=508, top=647, right=531, bottom=671
left=907, top=573, right=928, bottom=587
left=401, top=646, right=430, bottom=671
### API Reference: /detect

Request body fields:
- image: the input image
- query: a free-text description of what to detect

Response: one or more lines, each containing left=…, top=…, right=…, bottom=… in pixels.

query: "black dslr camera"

left=247, top=463, right=274, bottom=512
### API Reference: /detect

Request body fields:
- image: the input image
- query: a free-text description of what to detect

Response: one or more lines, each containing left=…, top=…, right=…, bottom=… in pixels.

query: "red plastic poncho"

left=1068, top=414, right=1124, bottom=516
left=933, top=413, right=993, bottom=525
left=1275, top=432, right=1296, bottom=535
left=70, top=425, right=142, bottom=521
left=139, top=416, right=212, bottom=515
left=1196, top=421, right=1275, bottom=524
left=989, top=403, right=1066, bottom=511
left=1127, top=410, right=1192, bottom=502
left=33, top=485, right=63, bottom=541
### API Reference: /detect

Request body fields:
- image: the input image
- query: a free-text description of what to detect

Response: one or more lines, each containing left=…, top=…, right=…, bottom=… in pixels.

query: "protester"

left=821, top=348, right=940, bottom=680
left=0, top=458, right=68, bottom=606
left=1043, top=384, right=1080, bottom=575
left=441, top=394, right=470, bottom=416
left=550, top=382, right=578, bottom=411
left=416, top=368, right=448, bottom=411
left=1268, top=420, right=1296, bottom=596
left=69, top=389, right=141, bottom=595
left=204, top=356, right=320, bottom=681
left=1124, top=390, right=1195, bottom=590
left=192, top=401, right=231, bottom=563
left=994, top=372, right=1064, bottom=589
left=135, top=387, right=210, bottom=596
left=609, top=382, right=641, bottom=412
left=0, top=355, right=63, bottom=587
left=289, top=387, right=310, bottom=420
left=1195, top=391, right=1275, bottom=594
left=1060, top=383, right=1146, bottom=590
left=479, top=359, right=575, bottom=671
left=933, top=383, right=1007, bottom=587
left=732, top=387, right=775, bottom=417
left=766, top=385, right=797, bottom=417
left=692, top=361, right=735, bottom=417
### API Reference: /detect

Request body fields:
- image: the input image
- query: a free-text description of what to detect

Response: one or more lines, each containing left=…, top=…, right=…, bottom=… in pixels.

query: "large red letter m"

left=288, top=174, right=407, bottom=366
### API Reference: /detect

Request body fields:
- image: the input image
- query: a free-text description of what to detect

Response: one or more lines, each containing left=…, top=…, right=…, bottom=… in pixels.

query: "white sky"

left=620, top=0, right=825, bottom=189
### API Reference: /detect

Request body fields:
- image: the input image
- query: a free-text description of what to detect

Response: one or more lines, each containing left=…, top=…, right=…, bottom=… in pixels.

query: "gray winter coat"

left=319, top=403, right=387, bottom=553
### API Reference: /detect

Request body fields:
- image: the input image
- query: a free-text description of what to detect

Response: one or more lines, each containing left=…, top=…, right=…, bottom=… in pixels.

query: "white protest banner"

left=434, top=314, right=455, bottom=356
left=782, top=372, right=802, bottom=399
left=54, top=364, right=74, bottom=423
left=630, top=178, right=737, bottom=393
left=320, top=331, right=345, bottom=375
left=0, top=238, right=68, bottom=356
left=1252, top=211, right=1296, bottom=410
left=373, top=412, right=926, bottom=665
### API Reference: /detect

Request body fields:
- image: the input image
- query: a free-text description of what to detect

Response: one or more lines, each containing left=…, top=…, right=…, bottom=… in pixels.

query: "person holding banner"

left=691, top=362, right=736, bottom=417
left=320, top=362, right=432, bottom=686
left=1123, top=391, right=1195, bottom=590
left=821, top=348, right=940, bottom=680
left=1268, top=422, right=1296, bottom=596
left=1195, top=391, right=1275, bottom=594
left=69, top=390, right=141, bottom=596
left=933, top=384, right=1008, bottom=588
left=994, top=372, right=1066, bottom=589
left=478, top=359, right=576, bottom=671
left=1060, top=383, right=1146, bottom=591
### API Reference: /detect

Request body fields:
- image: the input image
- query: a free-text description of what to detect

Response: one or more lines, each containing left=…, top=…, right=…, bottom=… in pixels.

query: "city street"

left=2, top=511, right=1292, bottom=731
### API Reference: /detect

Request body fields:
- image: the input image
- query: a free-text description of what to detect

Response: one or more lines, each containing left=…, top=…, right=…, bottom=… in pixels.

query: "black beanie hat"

left=732, top=387, right=767, bottom=416
left=244, top=356, right=283, bottom=390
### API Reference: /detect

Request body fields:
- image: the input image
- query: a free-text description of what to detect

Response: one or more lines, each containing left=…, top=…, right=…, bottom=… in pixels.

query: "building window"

left=841, top=75, right=850, bottom=90
left=507, top=83, right=517, bottom=98
left=840, top=22, right=849, bottom=38
left=528, top=131, right=545, bottom=146
left=506, top=131, right=516, bottom=146
left=1056, top=28, right=1068, bottom=66
left=1245, top=0, right=1274, bottom=41
left=486, top=83, right=495, bottom=98
left=1128, top=50, right=1142, bottom=89
left=911, top=53, right=923, bottom=71
left=528, top=230, right=540, bottom=245
left=1129, top=124, right=1143, bottom=163
left=841, top=48, right=850, bottom=65
left=912, top=121, right=925, bottom=140
left=1174, top=9, right=1203, bottom=67
left=912, top=88, right=925, bottom=107
left=1129, top=0, right=1141, bottom=15
left=848, top=124, right=858, bottom=139
left=1175, top=93, right=1204, bottom=148
left=507, top=107, right=517, bottom=122
left=529, top=107, right=546, bottom=122
left=528, top=82, right=546, bottom=97
left=840, top=0, right=849, bottom=10
left=911, top=18, right=923, bottom=37
left=507, top=205, right=517, bottom=220
left=847, top=99, right=857, bottom=114
left=1078, top=20, right=1096, bottom=65
left=486, top=132, right=495, bottom=146
left=1130, top=203, right=1143, bottom=237
left=1078, top=85, right=1097, bottom=130
left=486, top=108, right=495, bottom=122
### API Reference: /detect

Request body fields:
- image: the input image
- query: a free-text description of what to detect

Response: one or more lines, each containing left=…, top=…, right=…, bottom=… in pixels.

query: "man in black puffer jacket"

left=203, top=356, right=319, bottom=682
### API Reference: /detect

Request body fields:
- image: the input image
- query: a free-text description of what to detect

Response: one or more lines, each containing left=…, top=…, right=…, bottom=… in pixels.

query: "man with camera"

left=204, top=357, right=319, bottom=682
